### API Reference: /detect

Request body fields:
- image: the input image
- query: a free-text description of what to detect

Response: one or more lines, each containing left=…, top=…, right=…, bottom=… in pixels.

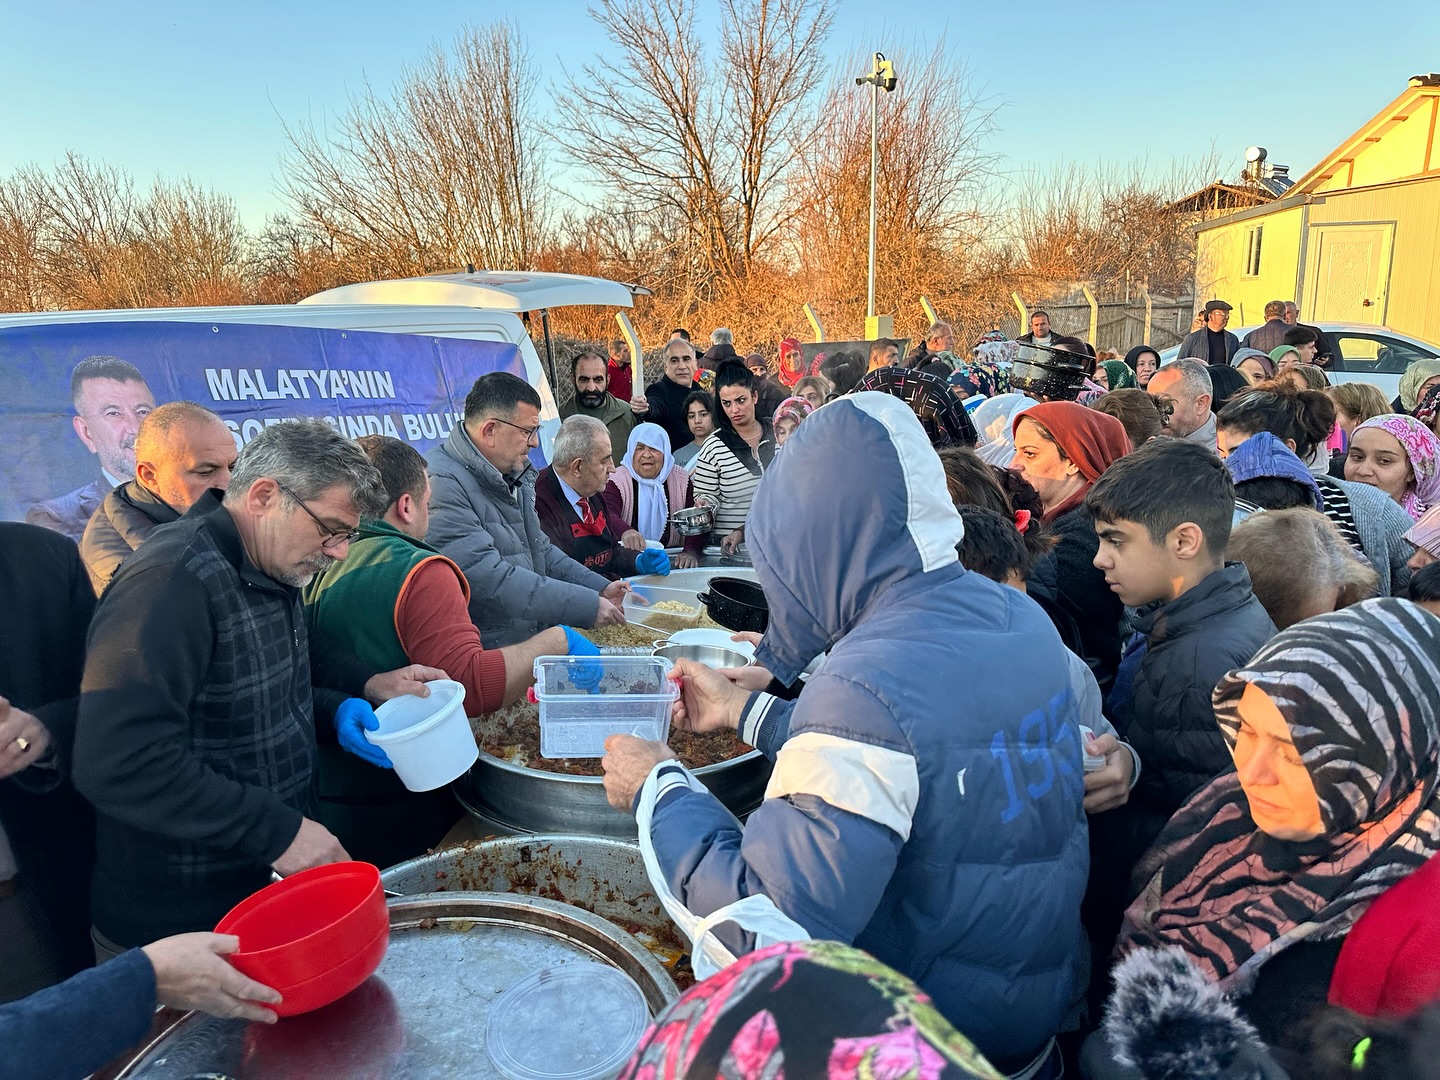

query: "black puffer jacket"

left=1117, top=563, right=1275, bottom=827
left=78, top=480, right=179, bottom=595
left=1036, top=504, right=1124, bottom=695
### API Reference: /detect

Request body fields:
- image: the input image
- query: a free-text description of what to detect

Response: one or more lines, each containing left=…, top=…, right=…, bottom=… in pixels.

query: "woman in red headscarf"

left=1010, top=402, right=1131, bottom=693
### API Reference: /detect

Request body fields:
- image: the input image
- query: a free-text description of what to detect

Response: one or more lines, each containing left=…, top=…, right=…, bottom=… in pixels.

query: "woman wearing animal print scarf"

left=1114, top=597, right=1440, bottom=1056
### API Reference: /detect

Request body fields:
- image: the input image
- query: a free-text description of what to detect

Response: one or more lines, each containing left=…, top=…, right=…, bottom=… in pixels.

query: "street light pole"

left=867, top=71, right=878, bottom=320
left=855, top=52, right=896, bottom=328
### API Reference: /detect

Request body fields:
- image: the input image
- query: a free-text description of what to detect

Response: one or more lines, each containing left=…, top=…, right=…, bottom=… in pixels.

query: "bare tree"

left=553, top=0, right=834, bottom=303
left=279, top=21, right=548, bottom=277
left=785, top=43, right=1003, bottom=342
left=1010, top=156, right=1222, bottom=300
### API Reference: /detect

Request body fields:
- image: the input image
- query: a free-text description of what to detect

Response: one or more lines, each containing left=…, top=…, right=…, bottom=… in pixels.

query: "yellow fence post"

left=1141, top=289, right=1153, bottom=344
left=1012, top=292, right=1029, bottom=331
left=615, top=312, right=643, bottom=396
left=803, top=303, right=826, bottom=343
left=1081, top=285, right=1099, bottom=347
left=920, top=296, right=938, bottom=325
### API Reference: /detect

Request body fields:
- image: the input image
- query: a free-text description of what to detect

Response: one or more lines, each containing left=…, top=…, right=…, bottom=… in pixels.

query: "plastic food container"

left=366, top=679, right=477, bottom=791
left=623, top=583, right=702, bottom=627
left=533, top=656, right=678, bottom=758
left=215, top=862, right=388, bottom=1017
left=486, top=962, right=649, bottom=1080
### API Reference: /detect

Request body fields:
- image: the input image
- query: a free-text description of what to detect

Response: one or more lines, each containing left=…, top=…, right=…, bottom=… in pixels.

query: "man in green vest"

left=304, top=435, right=598, bottom=867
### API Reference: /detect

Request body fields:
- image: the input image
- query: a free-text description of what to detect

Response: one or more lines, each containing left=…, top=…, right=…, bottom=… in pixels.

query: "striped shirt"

left=689, top=428, right=773, bottom=533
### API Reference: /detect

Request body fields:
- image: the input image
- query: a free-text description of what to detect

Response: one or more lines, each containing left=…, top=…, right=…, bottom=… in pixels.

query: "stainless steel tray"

left=103, top=893, right=678, bottom=1079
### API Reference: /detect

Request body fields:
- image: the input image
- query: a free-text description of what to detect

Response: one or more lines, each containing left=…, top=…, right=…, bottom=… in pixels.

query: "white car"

left=1159, top=323, right=1439, bottom=401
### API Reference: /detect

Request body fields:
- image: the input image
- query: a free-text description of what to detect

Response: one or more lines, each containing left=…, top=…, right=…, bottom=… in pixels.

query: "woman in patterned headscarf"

left=619, top=941, right=1005, bottom=1080
left=1118, top=598, right=1440, bottom=1050
left=1413, top=381, right=1440, bottom=436
left=1344, top=413, right=1440, bottom=519
left=855, top=366, right=978, bottom=448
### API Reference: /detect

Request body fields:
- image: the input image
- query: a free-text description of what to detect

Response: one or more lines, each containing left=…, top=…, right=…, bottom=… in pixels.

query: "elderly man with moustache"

left=73, top=420, right=443, bottom=957
left=80, top=401, right=238, bottom=595
left=535, top=416, right=671, bottom=581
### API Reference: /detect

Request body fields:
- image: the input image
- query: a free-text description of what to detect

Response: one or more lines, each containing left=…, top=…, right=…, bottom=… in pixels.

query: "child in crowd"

left=1080, top=440, right=1276, bottom=955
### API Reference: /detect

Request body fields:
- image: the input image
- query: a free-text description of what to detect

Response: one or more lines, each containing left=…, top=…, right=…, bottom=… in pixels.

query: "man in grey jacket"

left=427, top=372, right=630, bottom=647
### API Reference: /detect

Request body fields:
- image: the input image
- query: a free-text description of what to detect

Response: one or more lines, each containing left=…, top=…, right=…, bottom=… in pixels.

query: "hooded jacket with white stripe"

left=645, top=393, right=1090, bottom=1073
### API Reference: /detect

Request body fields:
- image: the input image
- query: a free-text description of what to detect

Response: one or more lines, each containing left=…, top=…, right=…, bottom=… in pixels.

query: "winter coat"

left=426, top=425, right=609, bottom=647
left=699, top=342, right=742, bottom=371
left=1038, top=504, right=1125, bottom=694
left=73, top=492, right=373, bottom=946
left=0, top=522, right=98, bottom=975
left=25, top=477, right=111, bottom=544
left=644, top=393, right=1090, bottom=1073
left=559, top=391, right=637, bottom=465
left=78, top=480, right=180, bottom=595
left=1240, top=318, right=1291, bottom=355
left=0, top=946, right=162, bottom=1080
left=1114, top=564, right=1275, bottom=838
left=1177, top=328, right=1241, bottom=365
left=644, top=375, right=697, bottom=454
left=1316, top=475, right=1414, bottom=597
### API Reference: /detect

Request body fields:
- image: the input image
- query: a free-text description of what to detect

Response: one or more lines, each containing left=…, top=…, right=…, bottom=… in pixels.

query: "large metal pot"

left=98, top=893, right=677, bottom=1079
left=458, top=745, right=770, bottom=840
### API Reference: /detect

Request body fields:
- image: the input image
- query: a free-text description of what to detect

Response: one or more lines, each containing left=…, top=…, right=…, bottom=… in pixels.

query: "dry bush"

left=279, top=21, right=547, bottom=278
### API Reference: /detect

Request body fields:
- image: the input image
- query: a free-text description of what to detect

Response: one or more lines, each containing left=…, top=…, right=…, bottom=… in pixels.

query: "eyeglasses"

left=277, top=482, right=361, bottom=550
left=491, top=416, right=542, bottom=442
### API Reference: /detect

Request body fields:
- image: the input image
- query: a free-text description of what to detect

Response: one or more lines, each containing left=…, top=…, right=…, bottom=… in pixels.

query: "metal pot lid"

left=105, top=894, right=676, bottom=1079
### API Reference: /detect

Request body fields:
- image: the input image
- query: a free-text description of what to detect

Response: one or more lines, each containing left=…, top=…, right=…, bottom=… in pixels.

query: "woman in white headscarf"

left=971, top=393, right=1037, bottom=467
left=603, top=422, right=704, bottom=569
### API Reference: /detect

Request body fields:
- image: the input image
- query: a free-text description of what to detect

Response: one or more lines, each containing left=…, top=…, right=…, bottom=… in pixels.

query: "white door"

left=1305, top=223, right=1394, bottom=326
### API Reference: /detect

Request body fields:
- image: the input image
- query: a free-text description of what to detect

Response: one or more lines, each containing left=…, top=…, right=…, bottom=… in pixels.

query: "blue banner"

left=0, top=321, right=525, bottom=537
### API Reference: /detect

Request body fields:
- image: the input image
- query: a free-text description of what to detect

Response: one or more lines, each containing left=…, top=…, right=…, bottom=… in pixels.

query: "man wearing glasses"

left=428, top=371, right=630, bottom=648
left=73, top=420, right=444, bottom=956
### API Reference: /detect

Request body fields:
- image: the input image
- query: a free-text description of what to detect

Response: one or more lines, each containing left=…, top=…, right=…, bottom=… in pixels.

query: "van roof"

left=0, top=303, right=529, bottom=338
left=299, top=271, right=642, bottom=312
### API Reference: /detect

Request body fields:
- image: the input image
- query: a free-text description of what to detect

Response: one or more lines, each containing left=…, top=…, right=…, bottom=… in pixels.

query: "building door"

left=1305, top=223, right=1394, bottom=326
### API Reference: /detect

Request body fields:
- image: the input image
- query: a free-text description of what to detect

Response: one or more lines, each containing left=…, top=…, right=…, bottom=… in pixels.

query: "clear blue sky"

left=3, top=0, right=1437, bottom=230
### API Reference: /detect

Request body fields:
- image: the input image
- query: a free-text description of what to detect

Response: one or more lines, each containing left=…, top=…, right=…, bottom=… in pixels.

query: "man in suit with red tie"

left=534, top=416, right=671, bottom=581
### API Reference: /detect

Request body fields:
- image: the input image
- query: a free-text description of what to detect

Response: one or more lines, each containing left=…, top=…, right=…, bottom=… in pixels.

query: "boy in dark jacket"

left=1081, top=440, right=1276, bottom=957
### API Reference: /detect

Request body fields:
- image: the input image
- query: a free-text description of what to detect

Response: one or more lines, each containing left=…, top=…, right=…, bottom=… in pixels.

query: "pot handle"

left=697, top=590, right=713, bottom=606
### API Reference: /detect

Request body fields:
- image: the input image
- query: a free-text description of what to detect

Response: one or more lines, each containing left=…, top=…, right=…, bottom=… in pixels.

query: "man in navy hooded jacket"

left=601, top=393, right=1090, bottom=1077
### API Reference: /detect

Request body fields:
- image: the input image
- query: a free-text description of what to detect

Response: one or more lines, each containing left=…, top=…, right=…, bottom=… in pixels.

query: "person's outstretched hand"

left=364, top=665, right=447, bottom=704
left=143, top=932, right=283, bottom=1023
left=561, top=626, right=605, bottom=693
left=272, top=818, right=349, bottom=877
left=669, top=659, right=748, bottom=734
left=594, top=597, right=628, bottom=627
left=1083, top=733, right=1135, bottom=815
left=635, top=547, right=671, bottom=575
left=601, top=735, right=676, bottom=811
left=334, top=698, right=392, bottom=769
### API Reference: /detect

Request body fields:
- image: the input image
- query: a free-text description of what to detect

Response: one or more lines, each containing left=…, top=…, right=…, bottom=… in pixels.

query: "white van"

left=0, top=271, right=643, bottom=537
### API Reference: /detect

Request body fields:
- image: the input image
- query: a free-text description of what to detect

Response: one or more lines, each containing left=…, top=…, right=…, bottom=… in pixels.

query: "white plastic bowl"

left=365, top=680, right=476, bottom=792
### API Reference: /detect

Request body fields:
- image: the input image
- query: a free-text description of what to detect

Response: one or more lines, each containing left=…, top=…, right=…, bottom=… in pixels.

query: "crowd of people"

left=4, top=300, right=1440, bottom=1080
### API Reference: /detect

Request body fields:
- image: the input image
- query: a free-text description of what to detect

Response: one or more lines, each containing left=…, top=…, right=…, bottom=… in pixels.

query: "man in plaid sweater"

left=74, top=421, right=444, bottom=953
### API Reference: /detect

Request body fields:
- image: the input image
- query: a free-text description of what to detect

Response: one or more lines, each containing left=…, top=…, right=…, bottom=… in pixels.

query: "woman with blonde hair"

left=1228, top=507, right=1379, bottom=629
left=1328, top=382, right=1391, bottom=437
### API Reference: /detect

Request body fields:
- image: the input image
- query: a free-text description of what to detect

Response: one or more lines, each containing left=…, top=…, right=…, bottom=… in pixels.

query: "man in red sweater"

left=303, top=436, right=595, bottom=865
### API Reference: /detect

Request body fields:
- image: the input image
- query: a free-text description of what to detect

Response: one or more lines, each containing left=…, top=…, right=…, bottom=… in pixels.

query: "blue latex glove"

left=334, top=698, right=393, bottom=769
left=561, top=625, right=605, bottom=694
left=635, top=547, right=671, bottom=575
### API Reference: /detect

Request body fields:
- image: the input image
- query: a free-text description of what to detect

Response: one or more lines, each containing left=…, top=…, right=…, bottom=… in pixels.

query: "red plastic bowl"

left=262, top=923, right=390, bottom=1018
left=215, top=862, right=388, bottom=1015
